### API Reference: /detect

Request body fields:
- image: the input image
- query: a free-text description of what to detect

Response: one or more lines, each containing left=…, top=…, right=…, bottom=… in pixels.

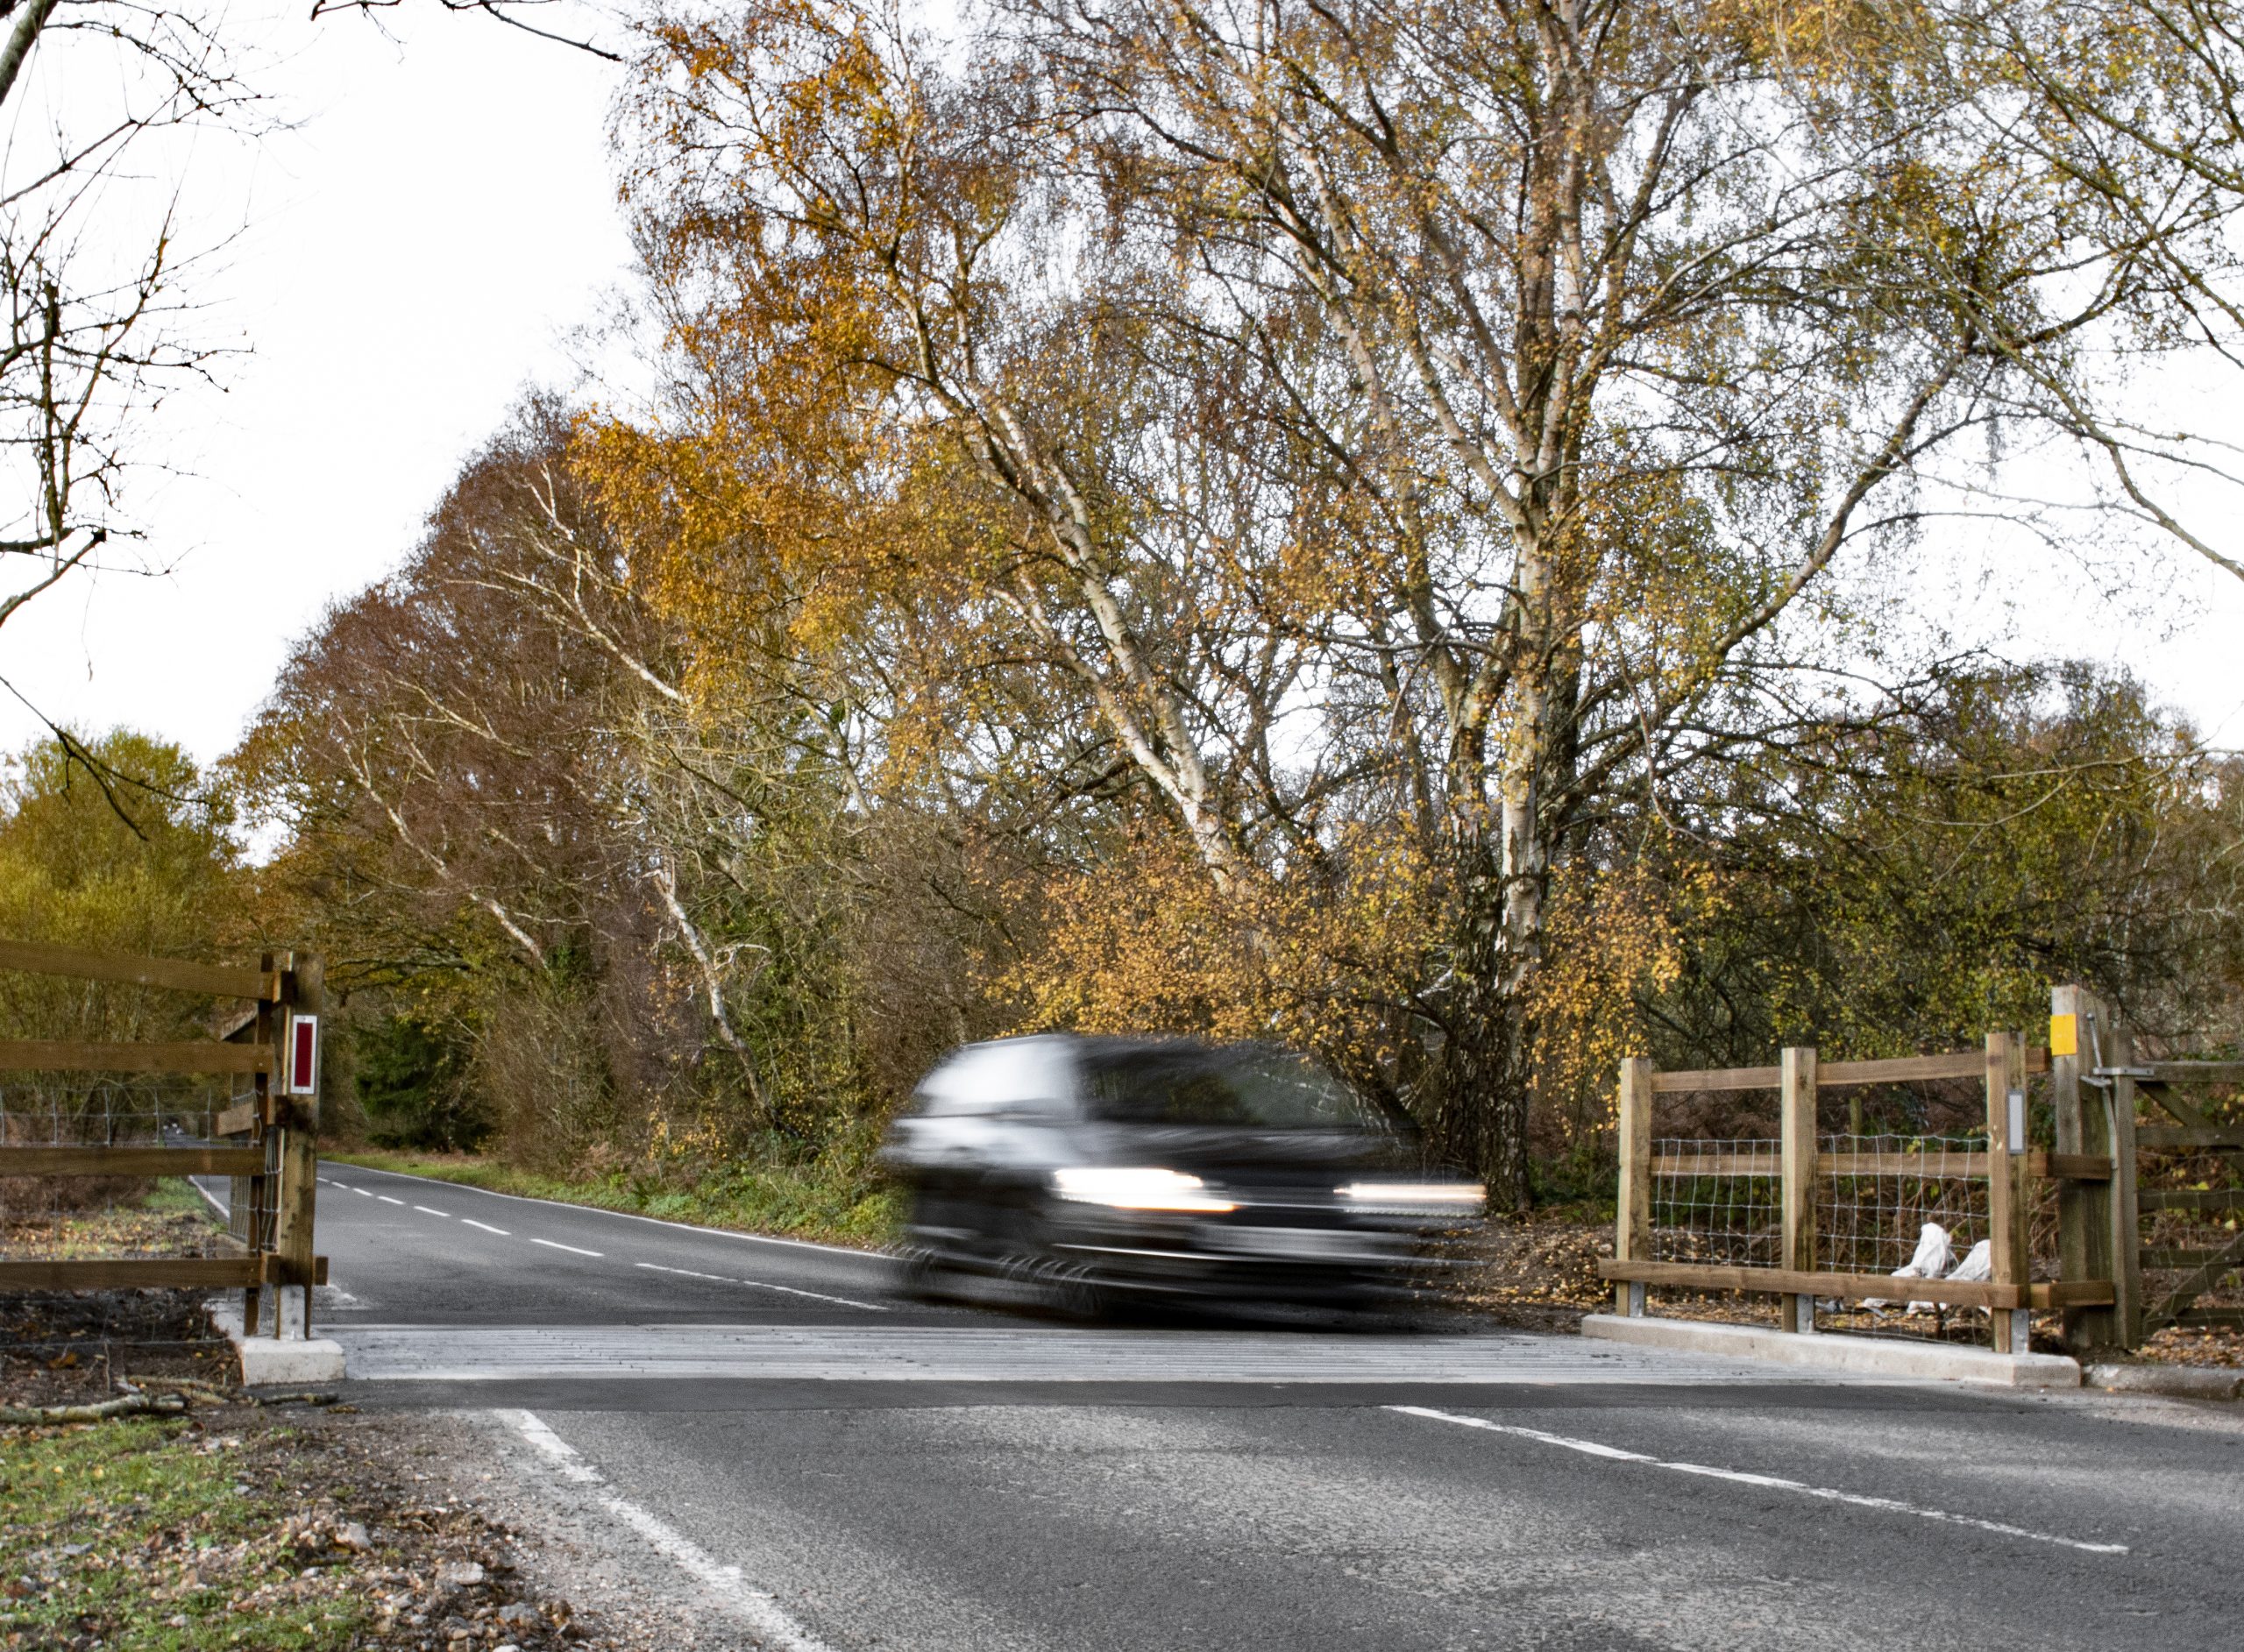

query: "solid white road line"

left=500, top=1409, right=830, bottom=1652
left=329, top=1163, right=872, bottom=1258
left=530, top=1237, right=604, bottom=1258
left=632, top=1260, right=890, bottom=1314
left=461, top=1219, right=509, bottom=1236
left=1387, top=1406, right=2129, bottom=1555
left=378, top=1195, right=406, bottom=1206
left=414, top=1206, right=451, bottom=1218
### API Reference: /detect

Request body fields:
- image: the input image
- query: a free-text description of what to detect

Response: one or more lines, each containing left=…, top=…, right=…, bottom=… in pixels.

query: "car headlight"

left=1053, top=1166, right=1238, bottom=1212
left=1337, top=1181, right=1486, bottom=1216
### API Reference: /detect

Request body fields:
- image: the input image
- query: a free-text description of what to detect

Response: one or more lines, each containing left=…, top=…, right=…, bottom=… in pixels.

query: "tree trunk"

left=1428, top=549, right=1563, bottom=1211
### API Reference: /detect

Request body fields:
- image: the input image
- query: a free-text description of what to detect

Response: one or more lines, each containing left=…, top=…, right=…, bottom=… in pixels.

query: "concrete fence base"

left=1582, top=1313, right=2082, bottom=1389
left=2081, top=1362, right=2243, bottom=1400
left=209, top=1299, right=345, bottom=1386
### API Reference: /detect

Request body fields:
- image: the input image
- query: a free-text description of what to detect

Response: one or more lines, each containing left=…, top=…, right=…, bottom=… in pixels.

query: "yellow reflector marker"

left=2049, top=1014, right=2078, bottom=1058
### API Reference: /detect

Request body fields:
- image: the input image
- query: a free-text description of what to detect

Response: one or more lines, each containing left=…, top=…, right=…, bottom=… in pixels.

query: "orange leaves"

left=1005, top=824, right=1442, bottom=1084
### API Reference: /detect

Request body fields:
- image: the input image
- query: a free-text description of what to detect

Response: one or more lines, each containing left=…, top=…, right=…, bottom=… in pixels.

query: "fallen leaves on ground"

left=0, top=1288, right=636, bottom=1650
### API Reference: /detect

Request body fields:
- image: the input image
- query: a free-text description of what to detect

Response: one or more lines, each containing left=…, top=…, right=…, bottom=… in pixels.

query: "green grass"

left=324, top=1148, right=902, bottom=1248
left=0, top=1420, right=367, bottom=1649
left=142, top=1178, right=223, bottom=1221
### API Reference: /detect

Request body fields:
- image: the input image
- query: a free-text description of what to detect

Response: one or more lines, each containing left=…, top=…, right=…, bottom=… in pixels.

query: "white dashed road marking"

left=377, top=1195, right=405, bottom=1205
left=530, top=1237, right=603, bottom=1258
left=1387, top=1406, right=2129, bottom=1555
left=327, top=1162, right=865, bottom=1257
left=461, top=1219, right=509, bottom=1236
left=501, top=1409, right=830, bottom=1652
left=633, top=1260, right=890, bottom=1313
left=415, top=1206, right=451, bottom=1218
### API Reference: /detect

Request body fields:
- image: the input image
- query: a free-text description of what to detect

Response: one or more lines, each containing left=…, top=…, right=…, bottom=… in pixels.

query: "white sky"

left=0, top=8, right=2240, bottom=769
left=0, top=3, right=637, bottom=765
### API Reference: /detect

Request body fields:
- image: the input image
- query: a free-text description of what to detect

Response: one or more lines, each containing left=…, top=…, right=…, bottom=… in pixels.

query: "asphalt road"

left=244, top=1162, right=2244, bottom=1649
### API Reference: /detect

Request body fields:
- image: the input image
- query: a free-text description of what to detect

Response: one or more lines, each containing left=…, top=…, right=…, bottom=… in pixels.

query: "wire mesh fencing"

left=1650, top=1139, right=1780, bottom=1267
left=0, top=1072, right=252, bottom=1262
left=1815, top=1135, right=1992, bottom=1275
left=1647, top=1131, right=2022, bottom=1337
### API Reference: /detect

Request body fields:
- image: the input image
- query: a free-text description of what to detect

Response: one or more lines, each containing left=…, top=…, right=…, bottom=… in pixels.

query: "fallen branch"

left=0, top=1392, right=187, bottom=1425
left=132, top=1375, right=339, bottom=1408
left=131, top=1375, right=241, bottom=1405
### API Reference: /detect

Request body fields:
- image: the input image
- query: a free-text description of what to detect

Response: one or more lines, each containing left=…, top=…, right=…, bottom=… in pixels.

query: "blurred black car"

left=877, top=1034, right=1482, bottom=1313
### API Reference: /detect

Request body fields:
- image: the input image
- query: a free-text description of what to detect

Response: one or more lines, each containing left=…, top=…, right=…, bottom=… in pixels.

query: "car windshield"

left=1084, top=1046, right=1386, bottom=1131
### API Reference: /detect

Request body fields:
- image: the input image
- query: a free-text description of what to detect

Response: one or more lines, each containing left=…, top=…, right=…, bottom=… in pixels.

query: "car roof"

left=913, top=1033, right=1227, bottom=1113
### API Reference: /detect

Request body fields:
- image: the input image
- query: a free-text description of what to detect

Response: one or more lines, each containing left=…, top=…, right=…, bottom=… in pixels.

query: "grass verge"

left=3, top=1212, right=659, bottom=1650
left=0, top=1415, right=366, bottom=1649
left=323, top=1148, right=901, bottom=1249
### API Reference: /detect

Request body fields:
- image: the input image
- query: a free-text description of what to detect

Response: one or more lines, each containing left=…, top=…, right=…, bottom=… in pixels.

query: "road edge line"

left=497, top=1407, right=832, bottom=1651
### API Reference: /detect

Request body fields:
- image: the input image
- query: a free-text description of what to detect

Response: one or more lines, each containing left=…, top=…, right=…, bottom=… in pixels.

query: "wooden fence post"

left=1985, top=1031, right=2030, bottom=1353
left=1614, top=1057, right=1653, bottom=1316
left=244, top=951, right=274, bottom=1337
left=2052, top=985, right=2115, bottom=1350
left=273, top=952, right=321, bottom=1340
left=1779, top=1046, right=1818, bottom=1333
left=2101, top=1010, right=2143, bottom=1348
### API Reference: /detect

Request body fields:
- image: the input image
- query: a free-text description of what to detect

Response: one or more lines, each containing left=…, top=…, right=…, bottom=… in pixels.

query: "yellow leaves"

left=1527, top=855, right=1722, bottom=1138
left=1708, top=0, right=1932, bottom=82
left=1003, top=824, right=1441, bottom=1081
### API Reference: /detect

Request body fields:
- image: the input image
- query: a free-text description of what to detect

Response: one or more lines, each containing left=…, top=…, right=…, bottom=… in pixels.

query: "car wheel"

left=1021, top=1231, right=1109, bottom=1321
left=896, top=1244, right=955, bottom=1303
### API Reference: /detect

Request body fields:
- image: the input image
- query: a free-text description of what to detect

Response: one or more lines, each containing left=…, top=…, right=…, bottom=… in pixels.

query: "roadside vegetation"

left=4, top=1180, right=229, bottom=1266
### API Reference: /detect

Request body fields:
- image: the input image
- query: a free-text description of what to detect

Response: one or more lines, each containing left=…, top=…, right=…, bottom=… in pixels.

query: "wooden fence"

left=0, top=939, right=326, bottom=1339
left=1597, top=1020, right=2119, bottom=1354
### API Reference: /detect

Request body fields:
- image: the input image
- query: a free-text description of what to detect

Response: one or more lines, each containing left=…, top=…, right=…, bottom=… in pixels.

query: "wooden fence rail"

left=1650, top=1048, right=2052, bottom=1095
left=1599, top=1259, right=2113, bottom=1312
left=0, top=1041, right=273, bottom=1074
left=0, top=939, right=278, bottom=1002
left=0, top=1146, right=265, bottom=1177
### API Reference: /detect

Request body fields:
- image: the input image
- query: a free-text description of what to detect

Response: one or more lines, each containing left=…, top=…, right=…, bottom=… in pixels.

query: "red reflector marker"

left=288, top=1014, right=320, bottom=1095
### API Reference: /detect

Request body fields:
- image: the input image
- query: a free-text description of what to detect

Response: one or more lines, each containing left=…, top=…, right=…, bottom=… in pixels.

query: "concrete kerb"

left=208, top=1297, right=346, bottom=1387
left=1581, top=1313, right=2083, bottom=1389
left=2082, top=1361, right=2244, bottom=1401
